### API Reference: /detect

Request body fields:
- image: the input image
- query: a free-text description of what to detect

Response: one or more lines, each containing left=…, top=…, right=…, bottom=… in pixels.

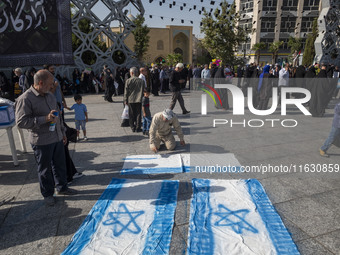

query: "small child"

left=67, top=94, right=88, bottom=141
left=142, top=90, right=152, bottom=136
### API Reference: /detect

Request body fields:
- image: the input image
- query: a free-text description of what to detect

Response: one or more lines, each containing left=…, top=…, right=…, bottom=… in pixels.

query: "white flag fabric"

left=121, top=154, right=184, bottom=174
left=62, top=178, right=179, bottom=255
left=121, top=153, right=240, bottom=174
left=188, top=179, right=300, bottom=255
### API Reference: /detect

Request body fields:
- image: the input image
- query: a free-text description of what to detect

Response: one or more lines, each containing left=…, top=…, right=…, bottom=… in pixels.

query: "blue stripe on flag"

left=184, top=166, right=244, bottom=173
left=121, top=167, right=183, bottom=175
left=187, top=179, right=214, bottom=255
left=246, top=179, right=300, bottom=255
left=142, top=180, right=179, bottom=254
left=61, top=178, right=126, bottom=255
left=183, top=166, right=192, bottom=173
left=122, top=157, right=158, bottom=160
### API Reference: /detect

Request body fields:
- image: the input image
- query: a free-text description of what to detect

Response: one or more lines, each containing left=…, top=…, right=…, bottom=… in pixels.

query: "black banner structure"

left=0, top=0, right=74, bottom=67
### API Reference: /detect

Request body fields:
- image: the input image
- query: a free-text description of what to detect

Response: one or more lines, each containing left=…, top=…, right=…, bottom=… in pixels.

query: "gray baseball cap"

left=162, top=109, right=174, bottom=120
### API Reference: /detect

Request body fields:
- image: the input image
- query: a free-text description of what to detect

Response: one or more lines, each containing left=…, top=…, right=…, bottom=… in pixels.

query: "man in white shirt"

left=139, top=67, right=147, bottom=89
left=279, top=63, right=290, bottom=101
left=201, top=64, right=210, bottom=79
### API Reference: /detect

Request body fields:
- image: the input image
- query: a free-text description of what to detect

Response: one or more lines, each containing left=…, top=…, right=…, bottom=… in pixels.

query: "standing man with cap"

left=169, top=63, right=190, bottom=114
left=149, top=109, right=186, bottom=152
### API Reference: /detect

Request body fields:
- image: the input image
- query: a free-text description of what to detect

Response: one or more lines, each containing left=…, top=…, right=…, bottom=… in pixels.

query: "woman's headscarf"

left=258, top=65, right=270, bottom=91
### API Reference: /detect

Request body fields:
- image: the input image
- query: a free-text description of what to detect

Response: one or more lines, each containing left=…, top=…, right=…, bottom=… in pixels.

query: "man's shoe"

left=73, top=172, right=84, bottom=179
left=44, top=196, right=55, bottom=206
left=57, top=188, right=78, bottom=196
left=83, top=136, right=88, bottom=141
left=319, top=149, right=329, bottom=157
left=136, top=128, right=142, bottom=132
left=183, top=110, right=190, bottom=114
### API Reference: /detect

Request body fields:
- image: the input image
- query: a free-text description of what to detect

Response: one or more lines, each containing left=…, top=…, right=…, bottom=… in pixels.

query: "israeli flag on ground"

left=121, top=153, right=240, bottom=174
left=121, top=154, right=184, bottom=174
left=188, top=179, right=300, bottom=255
left=62, top=178, right=179, bottom=255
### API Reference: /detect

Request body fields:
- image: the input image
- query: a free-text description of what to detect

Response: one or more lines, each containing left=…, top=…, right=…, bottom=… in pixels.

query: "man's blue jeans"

left=321, top=126, right=340, bottom=152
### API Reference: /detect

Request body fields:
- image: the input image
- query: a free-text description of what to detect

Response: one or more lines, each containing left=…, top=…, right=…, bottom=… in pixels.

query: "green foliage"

left=200, top=0, right=246, bottom=65
left=197, top=54, right=212, bottom=66
left=288, top=37, right=302, bottom=54
left=268, top=41, right=284, bottom=65
left=251, top=42, right=267, bottom=64
left=166, top=53, right=183, bottom=66
left=302, top=18, right=318, bottom=66
left=131, top=15, right=150, bottom=62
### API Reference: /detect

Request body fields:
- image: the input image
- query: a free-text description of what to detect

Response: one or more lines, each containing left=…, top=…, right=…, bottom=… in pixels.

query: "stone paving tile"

left=296, top=238, right=336, bottom=255
left=275, top=196, right=340, bottom=238
left=0, top=218, right=59, bottom=253
left=315, top=230, right=340, bottom=254
left=169, top=225, right=187, bottom=255
left=278, top=215, right=311, bottom=243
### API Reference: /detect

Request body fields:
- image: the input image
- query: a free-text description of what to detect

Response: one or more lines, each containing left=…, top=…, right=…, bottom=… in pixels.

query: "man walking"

left=169, top=63, right=190, bottom=114
left=15, top=70, right=77, bottom=206
left=124, top=67, right=145, bottom=132
left=320, top=102, right=340, bottom=157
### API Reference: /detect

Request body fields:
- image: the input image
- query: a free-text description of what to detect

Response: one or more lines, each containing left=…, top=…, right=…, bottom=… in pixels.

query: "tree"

left=166, top=53, right=183, bottom=66
left=288, top=37, right=302, bottom=54
left=268, top=41, right=284, bottom=65
left=200, top=1, right=246, bottom=64
left=302, top=18, right=318, bottom=66
left=131, top=14, right=150, bottom=62
left=251, top=42, right=266, bottom=65
left=288, top=37, right=302, bottom=66
left=197, top=54, right=212, bottom=66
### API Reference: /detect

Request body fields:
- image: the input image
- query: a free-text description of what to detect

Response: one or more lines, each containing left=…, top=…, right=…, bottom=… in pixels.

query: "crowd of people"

left=190, top=62, right=340, bottom=116
left=0, top=64, right=194, bottom=102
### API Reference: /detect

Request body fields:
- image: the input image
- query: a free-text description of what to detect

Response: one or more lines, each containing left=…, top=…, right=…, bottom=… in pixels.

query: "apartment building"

left=235, top=0, right=321, bottom=65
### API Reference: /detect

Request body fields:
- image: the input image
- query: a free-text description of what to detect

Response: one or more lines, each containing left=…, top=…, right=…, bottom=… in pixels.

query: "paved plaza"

left=0, top=90, right=339, bottom=254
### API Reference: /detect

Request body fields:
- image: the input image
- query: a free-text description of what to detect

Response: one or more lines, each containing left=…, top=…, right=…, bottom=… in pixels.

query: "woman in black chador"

left=309, top=64, right=332, bottom=117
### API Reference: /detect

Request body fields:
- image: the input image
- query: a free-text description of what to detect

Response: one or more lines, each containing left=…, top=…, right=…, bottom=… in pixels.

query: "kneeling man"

left=149, top=109, right=185, bottom=152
